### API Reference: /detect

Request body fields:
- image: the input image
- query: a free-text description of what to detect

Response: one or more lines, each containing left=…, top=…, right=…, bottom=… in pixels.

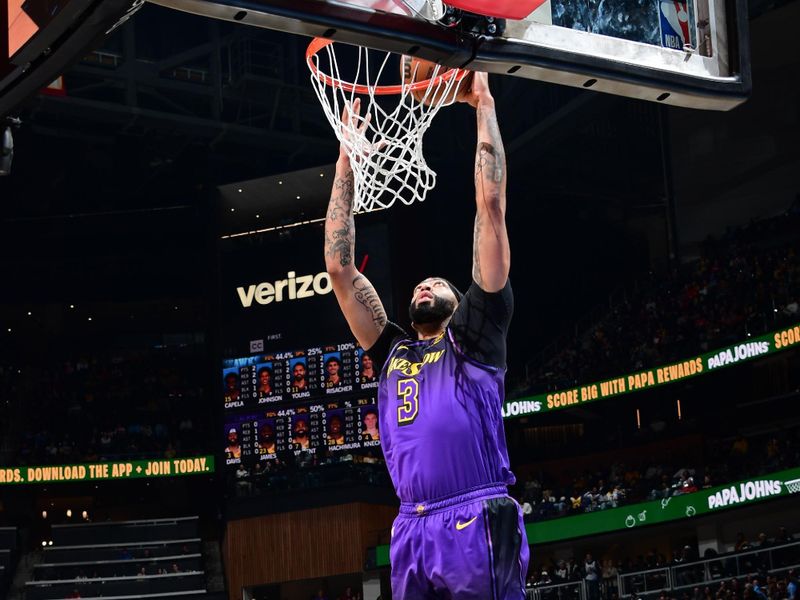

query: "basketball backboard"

left=1, top=0, right=145, bottom=118
left=147, top=0, right=750, bottom=111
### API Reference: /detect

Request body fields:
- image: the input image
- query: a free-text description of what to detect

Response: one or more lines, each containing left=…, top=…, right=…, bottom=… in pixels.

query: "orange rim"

left=306, top=37, right=469, bottom=96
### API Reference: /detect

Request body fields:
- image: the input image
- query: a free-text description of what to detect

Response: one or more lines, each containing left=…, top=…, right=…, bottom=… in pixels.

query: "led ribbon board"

left=502, top=322, right=800, bottom=419
left=0, top=455, right=215, bottom=485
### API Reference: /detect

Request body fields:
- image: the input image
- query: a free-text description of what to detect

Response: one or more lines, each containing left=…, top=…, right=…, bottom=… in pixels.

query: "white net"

left=785, top=478, right=800, bottom=494
left=307, top=39, right=468, bottom=213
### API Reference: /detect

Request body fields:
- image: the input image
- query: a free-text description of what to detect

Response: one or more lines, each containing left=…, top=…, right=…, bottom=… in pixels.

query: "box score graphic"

left=223, top=397, right=379, bottom=466
left=659, top=0, right=693, bottom=50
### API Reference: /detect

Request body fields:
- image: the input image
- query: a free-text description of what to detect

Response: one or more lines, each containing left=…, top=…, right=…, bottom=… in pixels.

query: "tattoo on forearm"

left=472, top=106, right=506, bottom=286
left=352, top=274, right=387, bottom=330
left=472, top=213, right=483, bottom=286
left=325, top=170, right=356, bottom=267
left=475, top=107, right=505, bottom=185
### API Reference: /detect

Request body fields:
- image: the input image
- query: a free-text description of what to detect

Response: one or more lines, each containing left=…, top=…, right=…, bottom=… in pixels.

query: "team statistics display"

left=221, top=341, right=381, bottom=467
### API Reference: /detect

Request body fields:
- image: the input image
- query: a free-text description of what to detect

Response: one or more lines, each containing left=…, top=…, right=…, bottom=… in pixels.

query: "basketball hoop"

left=306, top=37, right=470, bottom=213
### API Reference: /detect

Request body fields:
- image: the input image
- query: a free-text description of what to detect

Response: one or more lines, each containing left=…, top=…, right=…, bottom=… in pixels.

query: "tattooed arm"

left=324, top=99, right=388, bottom=350
left=461, top=72, right=510, bottom=292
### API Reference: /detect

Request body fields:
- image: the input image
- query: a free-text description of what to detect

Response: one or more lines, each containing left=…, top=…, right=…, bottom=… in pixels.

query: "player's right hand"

left=459, top=71, right=493, bottom=108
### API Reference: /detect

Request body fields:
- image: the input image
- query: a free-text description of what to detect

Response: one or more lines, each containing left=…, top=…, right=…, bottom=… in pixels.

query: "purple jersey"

left=373, top=282, right=515, bottom=503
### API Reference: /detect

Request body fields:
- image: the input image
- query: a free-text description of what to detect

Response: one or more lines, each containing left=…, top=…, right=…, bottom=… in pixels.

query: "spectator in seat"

left=735, top=532, right=751, bottom=551
left=236, top=464, right=252, bottom=496
left=585, top=553, right=600, bottom=600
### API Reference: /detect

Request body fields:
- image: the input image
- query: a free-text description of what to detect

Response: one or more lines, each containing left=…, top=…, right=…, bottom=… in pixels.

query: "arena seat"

left=33, top=554, right=204, bottom=580
left=43, top=540, right=203, bottom=564
left=25, top=571, right=206, bottom=600
left=50, top=516, right=200, bottom=546
left=0, top=527, right=18, bottom=597
left=25, top=517, right=207, bottom=600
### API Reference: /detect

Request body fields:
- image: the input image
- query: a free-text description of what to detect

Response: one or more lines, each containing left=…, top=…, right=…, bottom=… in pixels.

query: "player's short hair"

left=225, top=372, right=238, bottom=382
left=325, top=356, right=341, bottom=368
left=257, top=366, right=272, bottom=378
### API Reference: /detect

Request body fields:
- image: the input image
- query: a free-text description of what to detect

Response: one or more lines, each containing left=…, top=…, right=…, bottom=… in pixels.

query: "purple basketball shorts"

left=390, top=484, right=530, bottom=600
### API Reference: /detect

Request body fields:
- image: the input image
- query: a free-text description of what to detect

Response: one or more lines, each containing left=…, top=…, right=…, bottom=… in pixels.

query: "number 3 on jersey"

left=397, top=378, right=419, bottom=426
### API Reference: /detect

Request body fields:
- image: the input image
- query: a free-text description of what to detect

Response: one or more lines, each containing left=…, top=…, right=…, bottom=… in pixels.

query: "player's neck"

left=412, top=319, right=448, bottom=340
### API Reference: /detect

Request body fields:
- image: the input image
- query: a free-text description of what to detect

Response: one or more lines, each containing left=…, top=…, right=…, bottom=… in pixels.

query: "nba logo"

left=659, top=0, right=692, bottom=50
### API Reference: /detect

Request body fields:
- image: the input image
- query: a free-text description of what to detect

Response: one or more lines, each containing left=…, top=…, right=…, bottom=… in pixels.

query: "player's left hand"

left=458, top=71, right=493, bottom=108
left=339, top=98, right=386, bottom=163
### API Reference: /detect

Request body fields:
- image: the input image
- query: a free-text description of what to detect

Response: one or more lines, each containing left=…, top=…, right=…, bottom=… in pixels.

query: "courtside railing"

left=618, top=539, right=800, bottom=598
left=526, top=579, right=586, bottom=600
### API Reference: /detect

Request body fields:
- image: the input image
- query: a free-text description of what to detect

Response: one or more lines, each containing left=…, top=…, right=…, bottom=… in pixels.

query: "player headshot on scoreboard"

left=256, top=364, right=273, bottom=396
left=290, top=358, right=308, bottom=392
left=257, top=421, right=277, bottom=454
left=323, top=353, right=342, bottom=388
left=326, top=410, right=345, bottom=446
left=224, top=427, right=241, bottom=460
left=359, top=350, right=377, bottom=384
left=291, top=415, right=310, bottom=450
left=361, top=408, right=379, bottom=441
left=223, top=369, right=240, bottom=402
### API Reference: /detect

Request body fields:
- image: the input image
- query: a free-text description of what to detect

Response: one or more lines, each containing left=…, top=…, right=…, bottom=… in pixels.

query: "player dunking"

left=324, top=72, right=528, bottom=599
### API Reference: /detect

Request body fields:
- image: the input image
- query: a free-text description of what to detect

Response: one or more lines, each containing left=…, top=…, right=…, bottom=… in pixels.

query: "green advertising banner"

left=0, top=455, right=215, bottom=485
left=502, top=322, right=800, bottom=419
left=371, top=466, right=800, bottom=568
left=527, top=466, right=800, bottom=545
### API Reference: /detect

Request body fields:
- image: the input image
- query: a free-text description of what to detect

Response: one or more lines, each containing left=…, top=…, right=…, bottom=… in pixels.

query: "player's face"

left=228, top=431, right=238, bottom=444
left=225, top=375, right=238, bottom=390
left=327, top=360, right=340, bottom=376
left=364, top=413, right=377, bottom=429
left=293, top=419, right=309, bottom=437
left=409, top=278, right=458, bottom=325
left=293, top=363, right=306, bottom=381
left=259, top=371, right=270, bottom=385
left=362, top=354, right=373, bottom=370
left=330, top=416, right=342, bottom=433
left=260, top=425, right=275, bottom=441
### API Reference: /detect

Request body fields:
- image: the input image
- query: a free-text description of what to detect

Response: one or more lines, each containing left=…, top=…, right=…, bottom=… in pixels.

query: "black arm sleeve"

left=449, top=279, right=513, bottom=369
left=366, top=321, right=408, bottom=373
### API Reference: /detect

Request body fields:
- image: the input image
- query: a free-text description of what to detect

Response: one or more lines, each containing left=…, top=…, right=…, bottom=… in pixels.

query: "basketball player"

left=257, top=366, right=273, bottom=396
left=360, top=352, right=377, bottom=383
left=324, top=356, right=342, bottom=387
left=291, top=361, right=308, bottom=392
left=324, top=72, right=528, bottom=599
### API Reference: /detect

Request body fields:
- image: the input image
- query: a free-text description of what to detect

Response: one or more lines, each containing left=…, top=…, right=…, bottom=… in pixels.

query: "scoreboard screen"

left=217, top=224, right=392, bottom=473
left=222, top=341, right=381, bottom=467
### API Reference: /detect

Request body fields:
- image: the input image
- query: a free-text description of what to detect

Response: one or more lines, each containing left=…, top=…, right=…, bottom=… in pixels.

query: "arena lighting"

left=48, top=541, right=53, bottom=546
left=41, top=510, right=47, bottom=519
left=82, top=510, right=89, bottom=520
left=221, top=216, right=326, bottom=239
left=66, top=509, right=72, bottom=518
left=0, top=127, right=13, bottom=177
left=41, top=541, right=46, bottom=547
left=677, top=399, right=682, bottom=420
left=0, top=118, right=20, bottom=177
left=636, top=408, right=642, bottom=429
